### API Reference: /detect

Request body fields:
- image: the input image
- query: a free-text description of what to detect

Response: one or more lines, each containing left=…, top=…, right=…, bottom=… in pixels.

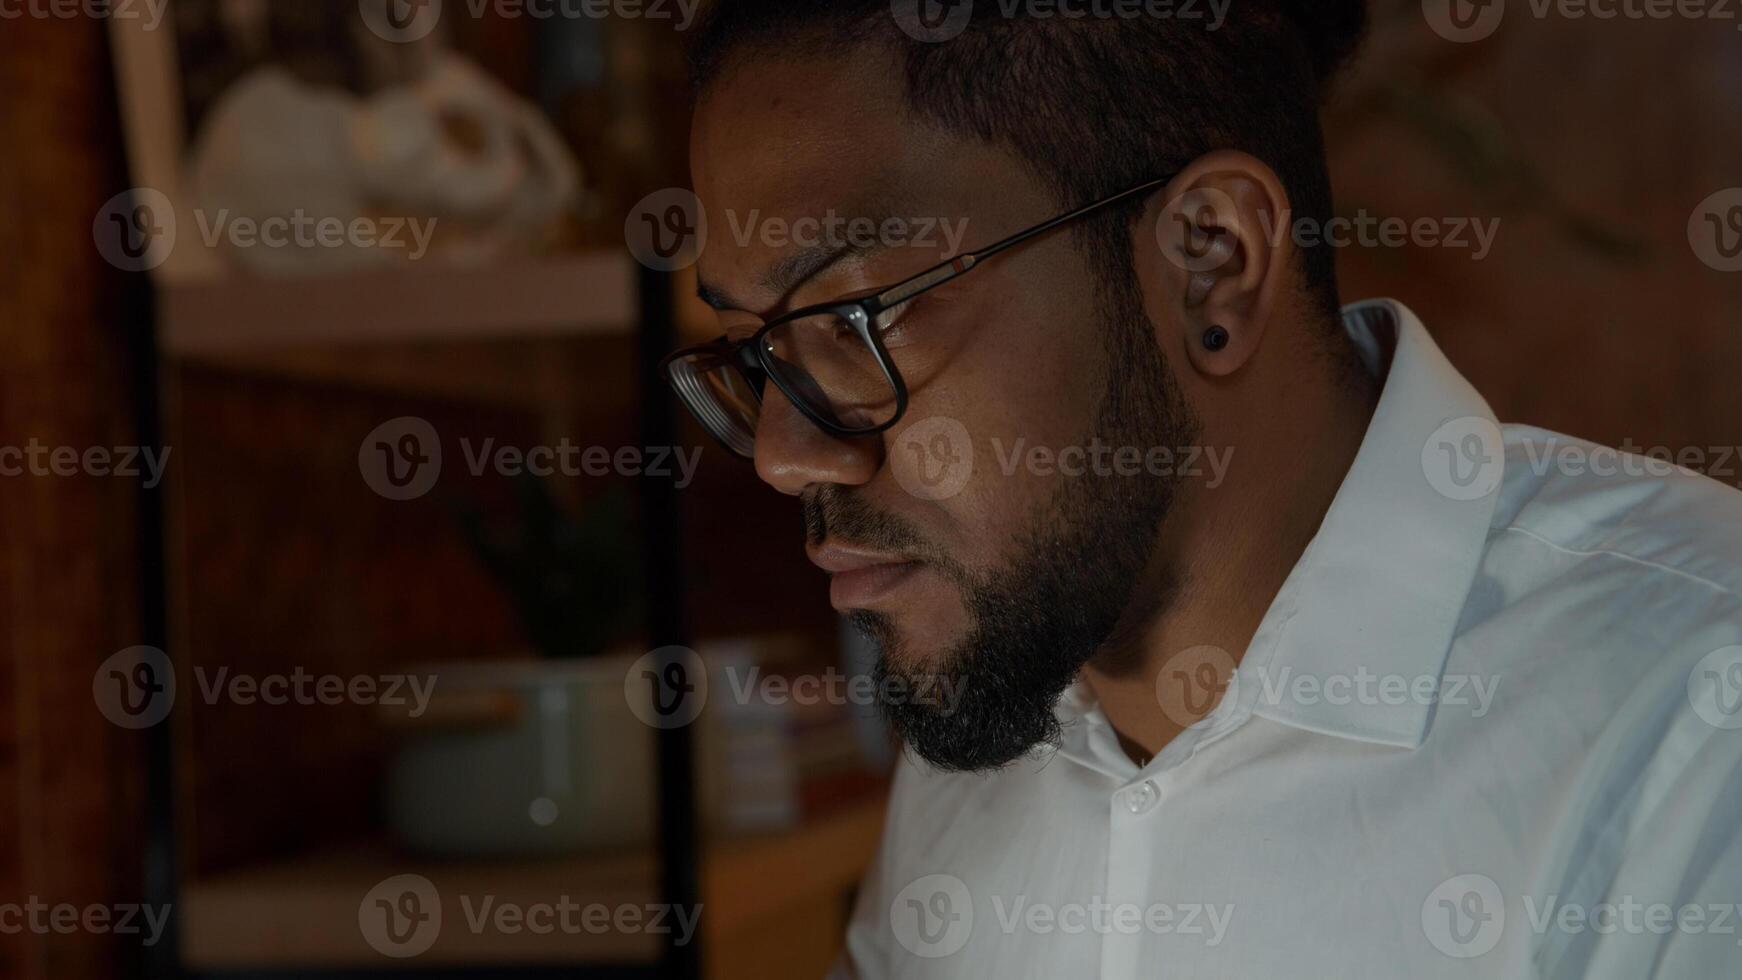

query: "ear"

left=1148, top=151, right=1294, bottom=379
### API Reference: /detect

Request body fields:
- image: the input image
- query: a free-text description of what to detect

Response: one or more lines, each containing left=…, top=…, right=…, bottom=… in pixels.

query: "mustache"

left=802, top=485, right=923, bottom=553
left=801, top=486, right=972, bottom=589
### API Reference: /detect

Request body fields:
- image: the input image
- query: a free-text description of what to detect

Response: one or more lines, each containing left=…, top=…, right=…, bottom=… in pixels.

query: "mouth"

left=807, top=542, right=923, bottom=611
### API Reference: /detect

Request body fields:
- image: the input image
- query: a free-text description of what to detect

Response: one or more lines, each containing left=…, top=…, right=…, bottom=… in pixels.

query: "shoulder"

left=1449, top=423, right=1742, bottom=806
left=1459, top=426, right=1742, bottom=890
left=1489, top=424, right=1742, bottom=603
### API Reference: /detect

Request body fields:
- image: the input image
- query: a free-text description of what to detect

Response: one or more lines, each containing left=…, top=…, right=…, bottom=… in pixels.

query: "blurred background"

left=0, top=0, right=1737, bottom=978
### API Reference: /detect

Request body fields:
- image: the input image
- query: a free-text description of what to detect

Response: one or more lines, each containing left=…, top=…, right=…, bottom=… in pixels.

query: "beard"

left=803, top=279, right=1200, bottom=773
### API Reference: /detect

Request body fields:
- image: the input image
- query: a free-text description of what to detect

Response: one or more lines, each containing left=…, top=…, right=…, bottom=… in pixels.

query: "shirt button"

left=1124, top=780, right=1160, bottom=815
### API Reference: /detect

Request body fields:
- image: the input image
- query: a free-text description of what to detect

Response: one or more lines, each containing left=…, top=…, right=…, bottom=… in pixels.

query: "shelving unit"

left=158, top=251, right=637, bottom=356
left=105, top=7, right=799, bottom=978
left=136, top=254, right=717, bottom=980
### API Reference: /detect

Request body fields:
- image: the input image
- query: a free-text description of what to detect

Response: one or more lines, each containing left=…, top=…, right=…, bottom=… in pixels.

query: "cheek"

left=887, top=303, right=1107, bottom=570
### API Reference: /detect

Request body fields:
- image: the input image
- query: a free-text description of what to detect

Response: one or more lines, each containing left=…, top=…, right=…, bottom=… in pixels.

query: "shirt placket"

left=1100, top=768, right=1171, bottom=980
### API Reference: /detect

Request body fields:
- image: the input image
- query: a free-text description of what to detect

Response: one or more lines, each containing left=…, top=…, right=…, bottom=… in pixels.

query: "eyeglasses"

left=660, top=173, right=1177, bottom=458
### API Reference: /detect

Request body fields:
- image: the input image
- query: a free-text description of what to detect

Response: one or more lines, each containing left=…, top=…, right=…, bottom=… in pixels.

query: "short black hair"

left=688, top=0, right=1368, bottom=326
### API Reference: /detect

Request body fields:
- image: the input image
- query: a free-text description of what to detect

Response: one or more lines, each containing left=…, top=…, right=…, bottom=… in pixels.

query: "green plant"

left=453, top=477, right=645, bottom=658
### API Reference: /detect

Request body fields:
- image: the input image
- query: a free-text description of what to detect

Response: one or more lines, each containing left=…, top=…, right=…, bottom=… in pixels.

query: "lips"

left=807, top=543, right=922, bottom=610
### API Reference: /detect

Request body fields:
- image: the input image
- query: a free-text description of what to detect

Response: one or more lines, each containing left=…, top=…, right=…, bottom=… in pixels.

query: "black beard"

left=811, top=284, right=1198, bottom=773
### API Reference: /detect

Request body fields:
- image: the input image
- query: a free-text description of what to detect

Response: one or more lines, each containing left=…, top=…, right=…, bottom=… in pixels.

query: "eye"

left=872, top=299, right=913, bottom=336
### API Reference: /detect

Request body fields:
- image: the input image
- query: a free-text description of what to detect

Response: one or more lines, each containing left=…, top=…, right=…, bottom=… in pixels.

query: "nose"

left=752, top=385, right=881, bottom=495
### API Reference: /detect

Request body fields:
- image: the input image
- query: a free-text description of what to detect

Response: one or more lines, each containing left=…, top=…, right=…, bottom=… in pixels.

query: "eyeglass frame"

left=659, top=171, right=1179, bottom=456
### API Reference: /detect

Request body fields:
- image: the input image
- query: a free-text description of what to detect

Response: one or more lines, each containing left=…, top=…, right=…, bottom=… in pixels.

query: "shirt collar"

left=1052, top=298, right=1502, bottom=766
left=1240, top=298, right=1503, bottom=748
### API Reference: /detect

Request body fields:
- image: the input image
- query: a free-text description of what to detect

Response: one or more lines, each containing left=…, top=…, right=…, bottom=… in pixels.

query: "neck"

left=1084, top=352, right=1380, bottom=763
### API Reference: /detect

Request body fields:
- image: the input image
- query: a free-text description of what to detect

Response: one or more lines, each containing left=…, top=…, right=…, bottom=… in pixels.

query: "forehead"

left=691, top=45, right=943, bottom=217
left=689, top=45, right=1044, bottom=311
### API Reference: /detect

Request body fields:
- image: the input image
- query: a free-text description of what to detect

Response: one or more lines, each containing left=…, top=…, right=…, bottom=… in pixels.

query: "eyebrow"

left=695, top=195, right=917, bottom=313
left=696, top=238, right=885, bottom=313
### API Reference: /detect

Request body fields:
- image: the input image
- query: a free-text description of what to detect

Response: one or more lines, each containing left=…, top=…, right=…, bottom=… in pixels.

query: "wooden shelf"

left=159, top=251, right=638, bottom=356
left=182, top=793, right=886, bottom=972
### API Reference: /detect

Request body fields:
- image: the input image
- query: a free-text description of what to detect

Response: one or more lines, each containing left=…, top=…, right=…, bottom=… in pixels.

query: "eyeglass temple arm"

left=870, top=173, right=1176, bottom=311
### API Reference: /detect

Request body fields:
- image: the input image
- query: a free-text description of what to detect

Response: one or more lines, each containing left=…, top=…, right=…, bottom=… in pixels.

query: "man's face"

left=691, top=47, right=1197, bottom=770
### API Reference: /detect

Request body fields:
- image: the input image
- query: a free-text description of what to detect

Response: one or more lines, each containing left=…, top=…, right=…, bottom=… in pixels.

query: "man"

left=661, top=2, right=1742, bottom=976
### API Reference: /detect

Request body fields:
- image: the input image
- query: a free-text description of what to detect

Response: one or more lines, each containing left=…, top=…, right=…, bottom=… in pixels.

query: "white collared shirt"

left=836, top=299, right=1742, bottom=979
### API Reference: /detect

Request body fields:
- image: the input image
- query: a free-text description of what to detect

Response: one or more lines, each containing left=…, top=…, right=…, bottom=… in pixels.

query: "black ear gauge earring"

left=1202, top=325, right=1230, bottom=351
